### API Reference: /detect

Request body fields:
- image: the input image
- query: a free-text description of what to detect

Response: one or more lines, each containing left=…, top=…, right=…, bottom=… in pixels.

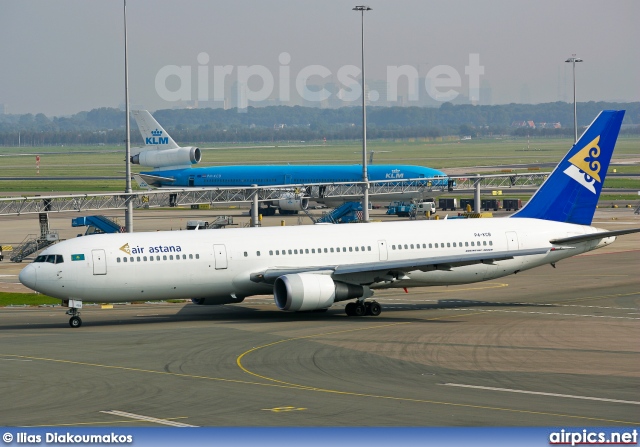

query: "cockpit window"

left=34, top=254, right=63, bottom=264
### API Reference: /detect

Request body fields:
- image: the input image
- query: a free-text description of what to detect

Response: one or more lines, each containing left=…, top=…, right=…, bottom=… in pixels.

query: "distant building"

left=0, top=103, right=8, bottom=115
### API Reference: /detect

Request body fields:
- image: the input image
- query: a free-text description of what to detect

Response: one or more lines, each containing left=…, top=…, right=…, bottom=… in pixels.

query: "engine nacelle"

left=277, top=197, right=309, bottom=211
left=131, top=147, right=201, bottom=168
left=191, top=296, right=244, bottom=305
left=274, top=274, right=364, bottom=312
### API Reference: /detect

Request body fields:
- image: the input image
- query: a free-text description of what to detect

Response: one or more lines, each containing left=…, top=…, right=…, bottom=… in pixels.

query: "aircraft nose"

left=19, top=265, right=37, bottom=289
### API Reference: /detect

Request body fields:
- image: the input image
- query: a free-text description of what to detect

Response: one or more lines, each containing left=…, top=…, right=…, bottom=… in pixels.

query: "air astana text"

left=120, top=243, right=182, bottom=255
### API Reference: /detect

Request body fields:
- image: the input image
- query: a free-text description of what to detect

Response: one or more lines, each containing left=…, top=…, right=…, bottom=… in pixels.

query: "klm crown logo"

left=146, top=128, right=169, bottom=145
left=563, top=136, right=601, bottom=194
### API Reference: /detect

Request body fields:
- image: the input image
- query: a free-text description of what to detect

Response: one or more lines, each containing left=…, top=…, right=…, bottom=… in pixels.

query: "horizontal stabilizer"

left=550, top=228, right=640, bottom=245
left=138, top=173, right=176, bottom=187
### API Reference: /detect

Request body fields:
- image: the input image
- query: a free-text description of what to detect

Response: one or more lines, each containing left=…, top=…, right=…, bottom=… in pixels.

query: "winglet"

left=511, top=110, right=625, bottom=225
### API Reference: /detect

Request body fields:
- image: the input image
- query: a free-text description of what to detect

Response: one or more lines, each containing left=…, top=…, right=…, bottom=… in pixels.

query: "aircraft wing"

left=252, top=247, right=551, bottom=284
left=550, top=228, right=640, bottom=245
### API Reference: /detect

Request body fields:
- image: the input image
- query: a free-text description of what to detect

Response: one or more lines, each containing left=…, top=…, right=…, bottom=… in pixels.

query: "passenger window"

left=361, top=246, right=365, bottom=251
left=410, top=244, right=414, bottom=249
left=257, top=251, right=261, bottom=256
left=195, top=254, right=199, bottom=259
left=483, top=241, right=487, bottom=246
left=489, top=241, right=493, bottom=246
left=294, top=249, right=298, bottom=254
left=163, top=255, right=167, bottom=260
left=343, top=247, right=346, bottom=252
left=355, top=247, right=359, bottom=251
left=422, top=244, right=426, bottom=248
left=137, top=256, right=141, bottom=262
left=269, top=250, right=273, bottom=256
left=130, top=257, right=134, bottom=262
left=324, top=248, right=328, bottom=253
left=453, top=243, right=456, bottom=247
left=312, top=249, right=315, bottom=253
left=404, top=244, right=408, bottom=249
left=276, top=250, right=280, bottom=255
left=244, top=252, right=248, bottom=257
left=367, top=246, right=371, bottom=251
left=143, top=256, right=147, bottom=261
left=123, top=257, right=128, bottom=263
left=117, top=257, right=121, bottom=263
left=447, top=243, right=451, bottom=248
left=170, top=255, right=174, bottom=260
left=150, top=256, right=154, bottom=262
left=465, top=242, right=469, bottom=247
left=288, top=249, right=292, bottom=255
left=392, top=245, right=396, bottom=250
left=305, top=249, right=309, bottom=254
left=330, top=248, right=334, bottom=253
left=429, top=243, right=433, bottom=248
left=183, top=254, right=187, bottom=259
left=157, top=256, right=161, bottom=261
left=471, top=242, right=474, bottom=246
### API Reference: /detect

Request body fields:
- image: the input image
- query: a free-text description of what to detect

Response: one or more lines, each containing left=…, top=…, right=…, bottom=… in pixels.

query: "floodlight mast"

left=353, top=5, right=372, bottom=222
left=124, top=0, right=133, bottom=232
left=565, top=54, right=583, bottom=144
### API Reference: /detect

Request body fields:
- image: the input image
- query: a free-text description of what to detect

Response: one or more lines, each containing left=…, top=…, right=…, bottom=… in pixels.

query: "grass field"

left=1, top=136, right=639, bottom=193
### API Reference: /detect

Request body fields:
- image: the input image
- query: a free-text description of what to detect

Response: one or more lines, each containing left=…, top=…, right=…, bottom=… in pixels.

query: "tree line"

left=0, top=101, right=638, bottom=146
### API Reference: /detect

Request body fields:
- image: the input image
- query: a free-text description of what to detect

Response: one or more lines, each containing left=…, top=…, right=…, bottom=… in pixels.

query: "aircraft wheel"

left=368, top=301, right=382, bottom=317
left=353, top=303, right=366, bottom=317
left=69, top=316, right=82, bottom=328
left=345, top=302, right=356, bottom=316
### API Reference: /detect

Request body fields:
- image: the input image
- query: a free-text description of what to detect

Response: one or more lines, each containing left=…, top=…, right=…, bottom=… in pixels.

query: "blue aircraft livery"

left=512, top=110, right=624, bottom=226
left=142, top=164, right=448, bottom=188
left=131, top=109, right=450, bottom=191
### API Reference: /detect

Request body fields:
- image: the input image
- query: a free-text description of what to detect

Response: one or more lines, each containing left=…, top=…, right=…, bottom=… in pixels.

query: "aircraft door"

left=506, top=231, right=520, bottom=251
left=188, top=175, right=195, bottom=187
left=213, top=244, right=228, bottom=269
left=284, top=174, right=292, bottom=184
left=378, top=240, right=388, bottom=261
left=91, top=249, right=107, bottom=275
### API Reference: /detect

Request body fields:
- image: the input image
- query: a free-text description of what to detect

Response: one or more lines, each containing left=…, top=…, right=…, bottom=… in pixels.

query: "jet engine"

left=131, top=147, right=201, bottom=168
left=277, top=196, right=309, bottom=211
left=273, top=274, right=365, bottom=311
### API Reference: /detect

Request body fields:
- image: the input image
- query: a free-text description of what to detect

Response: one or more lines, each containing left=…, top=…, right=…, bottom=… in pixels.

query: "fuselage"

left=144, top=164, right=448, bottom=188
left=19, top=218, right=611, bottom=306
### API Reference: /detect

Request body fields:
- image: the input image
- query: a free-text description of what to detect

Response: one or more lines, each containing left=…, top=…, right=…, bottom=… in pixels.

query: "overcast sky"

left=1, top=0, right=638, bottom=116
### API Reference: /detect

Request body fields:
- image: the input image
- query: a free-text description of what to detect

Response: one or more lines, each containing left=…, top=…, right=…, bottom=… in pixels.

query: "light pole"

left=124, top=0, right=133, bottom=232
left=353, top=5, right=371, bottom=222
left=565, top=54, right=582, bottom=144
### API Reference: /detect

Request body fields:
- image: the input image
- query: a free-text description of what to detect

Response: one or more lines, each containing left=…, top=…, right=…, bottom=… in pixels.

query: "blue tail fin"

left=511, top=110, right=625, bottom=225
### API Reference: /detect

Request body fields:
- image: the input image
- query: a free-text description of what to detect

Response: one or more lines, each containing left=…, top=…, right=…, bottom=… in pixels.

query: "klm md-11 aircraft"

left=131, top=110, right=449, bottom=213
left=19, top=111, right=639, bottom=327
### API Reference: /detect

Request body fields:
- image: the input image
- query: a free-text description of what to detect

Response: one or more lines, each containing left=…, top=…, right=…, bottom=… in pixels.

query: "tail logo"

left=119, top=243, right=131, bottom=255
left=563, top=135, right=601, bottom=194
left=146, top=129, right=169, bottom=145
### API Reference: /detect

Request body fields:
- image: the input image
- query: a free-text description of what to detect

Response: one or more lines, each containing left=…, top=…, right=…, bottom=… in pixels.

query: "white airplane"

left=19, top=110, right=639, bottom=328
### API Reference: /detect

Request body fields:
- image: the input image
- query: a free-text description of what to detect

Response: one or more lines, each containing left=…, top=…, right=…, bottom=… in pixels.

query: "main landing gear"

left=344, top=300, right=381, bottom=317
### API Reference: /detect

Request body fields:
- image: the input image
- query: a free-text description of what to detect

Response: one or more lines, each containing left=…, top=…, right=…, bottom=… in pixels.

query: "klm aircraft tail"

left=511, top=110, right=625, bottom=225
left=132, top=110, right=179, bottom=150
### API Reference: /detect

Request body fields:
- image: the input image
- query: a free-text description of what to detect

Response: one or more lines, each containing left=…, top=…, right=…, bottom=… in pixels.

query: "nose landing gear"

left=63, top=299, right=83, bottom=328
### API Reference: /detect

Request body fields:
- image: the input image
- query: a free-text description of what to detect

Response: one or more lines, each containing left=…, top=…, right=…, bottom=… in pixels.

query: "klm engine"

left=277, top=196, right=309, bottom=211
left=273, top=274, right=364, bottom=311
left=131, top=147, right=201, bottom=168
